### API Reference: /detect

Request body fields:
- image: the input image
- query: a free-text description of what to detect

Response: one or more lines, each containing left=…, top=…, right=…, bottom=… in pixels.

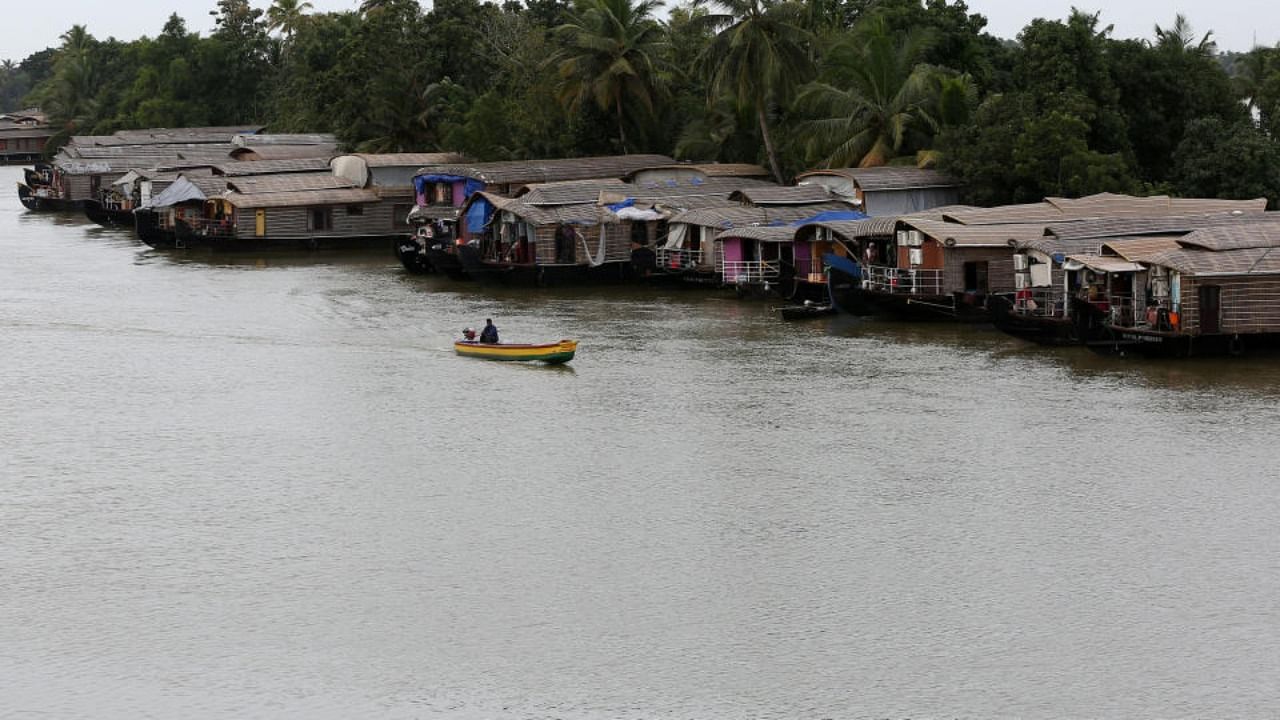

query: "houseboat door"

left=963, top=261, right=989, bottom=294
left=255, top=209, right=266, bottom=237
left=1199, top=285, right=1221, bottom=334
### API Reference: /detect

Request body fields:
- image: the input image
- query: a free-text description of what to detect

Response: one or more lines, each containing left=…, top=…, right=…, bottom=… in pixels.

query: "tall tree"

left=694, top=0, right=813, bottom=182
left=267, top=0, right=314, bottom=37
left=553, top=0, right=669, bottom=153
left=794, top=16, right=938, bottom=168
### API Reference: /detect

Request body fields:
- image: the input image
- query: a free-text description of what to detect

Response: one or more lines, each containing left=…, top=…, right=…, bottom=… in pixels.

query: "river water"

left=2, top=164, right=1279, bottom=718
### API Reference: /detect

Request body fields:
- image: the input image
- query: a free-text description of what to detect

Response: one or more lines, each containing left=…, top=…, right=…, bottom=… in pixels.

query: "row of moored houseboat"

left=16, top=126, right=1280, bottom=358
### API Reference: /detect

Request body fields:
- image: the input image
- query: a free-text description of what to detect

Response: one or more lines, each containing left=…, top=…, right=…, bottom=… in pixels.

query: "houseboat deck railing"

left=177, top=217, right=236, bottom=239
left=656, top=247, right=704, bottom=270
left=1009, top=287, right=1063, bottom=318
left=720, top=260, right=781, bottom=284
left=861, top=265, right=945, bottom=295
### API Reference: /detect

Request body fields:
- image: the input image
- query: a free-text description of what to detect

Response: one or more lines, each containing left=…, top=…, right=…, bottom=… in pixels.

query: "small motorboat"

left=776, top=301, right=837, bottom=320
left=454, top=339, right=578, bottom=364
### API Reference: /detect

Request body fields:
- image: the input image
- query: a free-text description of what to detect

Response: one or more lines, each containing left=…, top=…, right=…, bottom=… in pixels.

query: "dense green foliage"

left=3, top=1, right=1280, bottom=206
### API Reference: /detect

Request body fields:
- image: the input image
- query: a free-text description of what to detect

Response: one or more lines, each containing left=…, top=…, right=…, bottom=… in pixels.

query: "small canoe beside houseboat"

left=454, top=339, right=578, bottom=363
left=776, top=301, right=837, bottom=320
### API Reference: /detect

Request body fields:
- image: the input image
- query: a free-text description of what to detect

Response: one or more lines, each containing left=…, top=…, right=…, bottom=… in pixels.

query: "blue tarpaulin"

left=466, top=197, right=495, bottom=233
left=793, top=210, right=868, bottom=226
left=605, top=198, right=635, bottom=212
left=413, top=175, right=486, bottom=201
left=823, top=253, right=861, bottom=279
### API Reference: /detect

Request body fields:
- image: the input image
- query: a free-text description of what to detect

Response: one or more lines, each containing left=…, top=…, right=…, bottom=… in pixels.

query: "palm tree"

left=1153, top=14, right=1215, bottom=57
left=42, top=25, right=98, bottom=130
left=794, top=17, right=938, bottom=169
left=553, top=0, right=668, bottom=153
left=694, top=0, right=813, bottom=182
left=267, top=0, right=313, bottom=37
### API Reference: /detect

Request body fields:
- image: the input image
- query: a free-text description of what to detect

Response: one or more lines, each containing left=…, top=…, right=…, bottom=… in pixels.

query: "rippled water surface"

left=3, top=165, right=1280, bottom=718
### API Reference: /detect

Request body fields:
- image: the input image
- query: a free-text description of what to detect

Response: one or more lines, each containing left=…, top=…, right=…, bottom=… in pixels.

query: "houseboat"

left=795, top=166, right=962, bottom=216
left=402, top=155, right=671, bottom=276
left=1084, top=223, right=1280, bottom=356
left=452, top=189, right=663, bottom=285
left=329, top=153, right=465, bottom=273
left=989, top=200, right=1273, bottom=344
left=1, top=109, right=52, bottom=165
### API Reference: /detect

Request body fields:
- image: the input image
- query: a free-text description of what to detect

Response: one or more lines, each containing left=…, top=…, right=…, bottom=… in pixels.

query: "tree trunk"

left=757, top=105, right=784, bottom=184
left=616, top=95, right=629, bottom=154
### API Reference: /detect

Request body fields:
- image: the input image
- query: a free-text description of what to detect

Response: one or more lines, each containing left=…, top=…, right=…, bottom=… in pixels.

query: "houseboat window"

left=963, top=261, right=989, bottom=293
left=432, top=183, right=452, bottom=205
left=311, top=208, right=334, bottom=231
left=630, top=220, right=648, bottom=246
left=347, top=204, right=364, bottom=216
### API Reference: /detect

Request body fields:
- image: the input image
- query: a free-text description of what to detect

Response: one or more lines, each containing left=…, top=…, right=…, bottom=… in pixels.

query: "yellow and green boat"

left=454, top=339, right=578, bottom=364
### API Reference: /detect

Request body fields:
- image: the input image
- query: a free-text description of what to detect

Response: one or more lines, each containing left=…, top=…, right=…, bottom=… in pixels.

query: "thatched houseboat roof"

left=797, top=166, right=960, bottom=191
left=669, top=203, right=851, bottom=229
left=229, top=145, right=338, bottom=161
left=214, top=158, right=335, bottom=176
left=415, top=154, right=673, bottom=186
left=902, top=218, right=1049, bottom=248
left=225, top=173, right=357, bottom=194
left=713, top=225, right=800, bottom=243
left=729, top=186, right=836, bottom=205
left=225, top=188, right=380, bottom=209
left=516, top=179, right=632, bottom=206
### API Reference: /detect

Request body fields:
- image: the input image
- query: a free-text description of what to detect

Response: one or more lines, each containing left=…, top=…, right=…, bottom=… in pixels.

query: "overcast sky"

left=2, top=0, right=1277, bottom=63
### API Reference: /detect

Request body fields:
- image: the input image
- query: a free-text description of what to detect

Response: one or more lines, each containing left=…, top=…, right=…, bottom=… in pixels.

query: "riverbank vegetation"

left=3, top=0, right=1279, bottom=205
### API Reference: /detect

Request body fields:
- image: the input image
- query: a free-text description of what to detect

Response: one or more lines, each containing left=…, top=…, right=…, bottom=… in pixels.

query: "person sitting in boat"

left=461, top=327, right=477, bottom=343
left=480, top=319, right=499, bottom=344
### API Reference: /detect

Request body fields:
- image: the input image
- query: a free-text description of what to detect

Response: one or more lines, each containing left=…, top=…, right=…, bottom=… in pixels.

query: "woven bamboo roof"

left=416, top=154, right=673, bottom=186
left=234, top=133, right=337, bottom=146
left=903, top=218, right=1048, bottom=247
left=479, top=192, right=613, bottom=226
left=226, top=173, right=356, bottom=194
left=1175, top=223, right=1280, bottom=252
left=225, top=188, right=380, bottom=209
left=229, top=145, right=338, bottom=161
left=622, top=163, right=770, bottom=181
left=214, top=158, right=336, bottom=176
left=348, top=152, right=465, bottom=167
left=1064, top=255, right=1146, bottom=274
left=795, top=216, right=897, bottom=241
left=713, top=225, right=799, bottom=243
left=669, top=203, right=850, bottom=229
left=795, top=166, right=960, bottom=191
left=187, top=175, right=231, bottom=196
left=0, top=127, right=53, bottom=140
left=1100, top=236, right=1184, bottom=261
left=729, top=186, right=835, bottom=205
left=56, top=157, right=175, bottom=174
left=516, top=178, right=632, bottom=206
left=1143, top=246, right=1280, bottom=276
left=88, top=126, right=264, bottom=146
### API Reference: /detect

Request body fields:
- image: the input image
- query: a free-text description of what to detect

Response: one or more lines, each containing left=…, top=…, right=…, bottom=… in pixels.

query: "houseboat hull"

left=426, top=247, right=470, bottom=280
left=134, top=209, right=177, bottom=248
left=987, top=295, right=1110, bottom=346
left=396, top=237, right=434, bottom=274
left=1089, top=328, right=1280, bottom=358
left=456, top=244, right=636, bottom=287
left=454, top=340, right=577, bottom=363
left=84, top=200, right=136, bottom=228
left=777, top=303, right=838, bottom=320
left=868, top=290, right=990, bottom=322
left=825, top=255, right=878, bottom=316
left=173, top=220, right=408, bottom=252
left=17, top=183, right=77, bottom=212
